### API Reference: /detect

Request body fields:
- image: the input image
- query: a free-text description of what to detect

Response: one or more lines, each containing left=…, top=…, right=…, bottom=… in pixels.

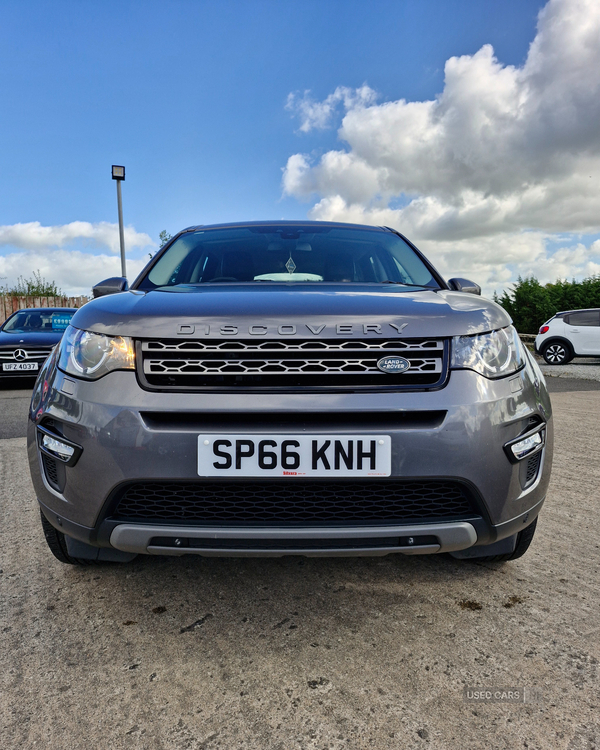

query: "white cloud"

left=0, top=221, right=153, bottom=255
left=515, top=241, right=600, bottom=284
left=286, top=85, right=377, bottom=133
left=308, top=195, right=600, bottom=296
left=282, top=0, right=600, bottom=296
left=0, top=249, right=150, bottom=298
left=0, top=221, right=155, bottom=296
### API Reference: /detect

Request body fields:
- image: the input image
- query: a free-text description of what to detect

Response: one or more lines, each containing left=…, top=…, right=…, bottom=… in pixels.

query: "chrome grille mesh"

left=138, top=338, right=448, bottom=391
left=144, top=339, right=443, bottom=352
left=144, top=356, right=441, bottom=376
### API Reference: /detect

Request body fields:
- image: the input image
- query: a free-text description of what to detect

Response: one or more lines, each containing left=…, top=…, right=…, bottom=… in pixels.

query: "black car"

left=0, top=308, right=76, bottom=379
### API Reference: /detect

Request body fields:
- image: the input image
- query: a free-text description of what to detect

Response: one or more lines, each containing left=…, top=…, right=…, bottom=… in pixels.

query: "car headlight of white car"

left=58, top=325, right=135, bottom=380
left=451, top=325, right=524, bottom=379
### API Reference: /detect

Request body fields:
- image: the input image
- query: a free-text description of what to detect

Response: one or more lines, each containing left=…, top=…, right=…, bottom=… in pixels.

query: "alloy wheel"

left=543, top=344, right=568, bottom=364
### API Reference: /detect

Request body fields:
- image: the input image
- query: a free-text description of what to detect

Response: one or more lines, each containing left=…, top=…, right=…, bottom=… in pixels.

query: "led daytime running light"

left=510, top=432, right=542, bottom=460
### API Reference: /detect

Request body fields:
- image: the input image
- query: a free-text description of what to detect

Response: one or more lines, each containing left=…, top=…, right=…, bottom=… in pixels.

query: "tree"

left=159, top=230, right=172, bottom=247
left=149, top=230, right=173, bottom=259
left=494, top=274, right=600, bottom=333
left=494, top=276, right=553, bottom=334
left=0, top=270, right=63, bottom=297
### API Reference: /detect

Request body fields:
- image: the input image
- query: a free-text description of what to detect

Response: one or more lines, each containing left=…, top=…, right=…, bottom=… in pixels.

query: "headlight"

left=58, top=325, right=135, bottom=380
left=451, top=325, right=524, bottom=379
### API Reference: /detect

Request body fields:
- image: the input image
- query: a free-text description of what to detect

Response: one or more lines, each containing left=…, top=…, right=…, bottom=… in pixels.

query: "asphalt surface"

left=0, top=379, right=35, bottom=439
left=1, top=376, right=599, bottom=749
left=544, top=376, right=600, bottom=392
left=538, top=356, right=600, bottom=383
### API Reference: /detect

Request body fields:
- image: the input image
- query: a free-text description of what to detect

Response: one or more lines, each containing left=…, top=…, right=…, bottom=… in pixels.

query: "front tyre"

left=542, top=342, right=572, bottom=365
left=39, top=511, right=136, bottom=565
left=40, top=511, right=95, bottom=565
left=471, top=518, right=538, bottom=563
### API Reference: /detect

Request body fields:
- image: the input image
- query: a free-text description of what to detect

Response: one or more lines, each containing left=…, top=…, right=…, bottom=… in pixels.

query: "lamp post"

left=111, top=165, right=126, bottom=279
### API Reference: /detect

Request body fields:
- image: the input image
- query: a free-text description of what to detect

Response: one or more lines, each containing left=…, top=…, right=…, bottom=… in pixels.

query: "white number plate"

left=2, top=362, right=39, bottom=371
left=198, top=434, right=391, bottom=477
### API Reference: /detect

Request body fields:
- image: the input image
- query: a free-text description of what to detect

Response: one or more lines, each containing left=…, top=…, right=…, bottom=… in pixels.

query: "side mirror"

left=92, top=277, right=129, bottom=298
left=447, top=278, right=481, bottom=296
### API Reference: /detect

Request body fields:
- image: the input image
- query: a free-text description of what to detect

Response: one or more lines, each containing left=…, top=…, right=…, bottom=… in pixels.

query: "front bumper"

left=28, top=352, right=553, bottom=557
left=107, top=519, right=479, bottom=556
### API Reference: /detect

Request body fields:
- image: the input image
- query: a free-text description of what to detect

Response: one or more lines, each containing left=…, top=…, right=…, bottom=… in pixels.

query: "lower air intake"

left=112, top=480, right=476, bottom=525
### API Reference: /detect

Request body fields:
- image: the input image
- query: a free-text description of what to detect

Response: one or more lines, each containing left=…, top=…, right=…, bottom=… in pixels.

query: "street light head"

left=111, top=165, right=125, bottom=181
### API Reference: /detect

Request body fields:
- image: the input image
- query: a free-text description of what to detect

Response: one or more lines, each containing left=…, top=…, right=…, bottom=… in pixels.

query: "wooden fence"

left=517, top=332, right=537, bottom=353
left=0, top=296, right=89, bottom=324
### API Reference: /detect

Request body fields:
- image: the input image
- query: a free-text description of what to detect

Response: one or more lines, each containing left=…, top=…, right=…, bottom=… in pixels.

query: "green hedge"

left=494, top=275, right=600, bottom=334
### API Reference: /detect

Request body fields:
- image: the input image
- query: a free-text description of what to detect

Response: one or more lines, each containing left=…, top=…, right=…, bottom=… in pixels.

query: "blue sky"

left=1, top=0, right=599, bottom=296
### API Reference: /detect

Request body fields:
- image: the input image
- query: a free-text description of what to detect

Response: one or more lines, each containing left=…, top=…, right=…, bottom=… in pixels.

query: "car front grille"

left=112, top=479, right=475, bottom=525
left=0, top=347, right=54, bottom=361
left=137, top=338, right=448, bottom=391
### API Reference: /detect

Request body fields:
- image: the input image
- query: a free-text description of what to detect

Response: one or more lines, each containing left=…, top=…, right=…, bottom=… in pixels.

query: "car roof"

left=554, top=308, right=600, bottom=316
left=178, top=220, right=393, bottom=234
left=8, top=308, right=77, bottom=313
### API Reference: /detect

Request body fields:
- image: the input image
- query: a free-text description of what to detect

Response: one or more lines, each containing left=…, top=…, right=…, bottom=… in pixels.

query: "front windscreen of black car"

left=2, top=309, right=75, bottom=333
left=136, top=226, right=440, bottom=290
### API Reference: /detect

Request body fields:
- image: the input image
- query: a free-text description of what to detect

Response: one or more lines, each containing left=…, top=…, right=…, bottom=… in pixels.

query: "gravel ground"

left=1, top=389, right=599, bottom=749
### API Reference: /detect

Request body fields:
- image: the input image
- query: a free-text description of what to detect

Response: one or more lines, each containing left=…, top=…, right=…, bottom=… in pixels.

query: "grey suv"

left=28, top=221, right=552, bottom=565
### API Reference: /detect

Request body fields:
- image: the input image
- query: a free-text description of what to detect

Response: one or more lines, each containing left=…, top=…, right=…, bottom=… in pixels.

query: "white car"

left=535, top=308, right=600, bottom=364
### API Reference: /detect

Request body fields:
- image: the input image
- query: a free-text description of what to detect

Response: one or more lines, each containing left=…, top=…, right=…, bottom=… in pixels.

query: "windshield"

left=137, top=225, right=440, bottom=289
left=2, top=310, right=74, bottom=333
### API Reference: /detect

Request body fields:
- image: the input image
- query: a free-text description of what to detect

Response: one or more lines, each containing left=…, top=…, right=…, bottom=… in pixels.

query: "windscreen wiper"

left=380, top=280, right=428, bottom=288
